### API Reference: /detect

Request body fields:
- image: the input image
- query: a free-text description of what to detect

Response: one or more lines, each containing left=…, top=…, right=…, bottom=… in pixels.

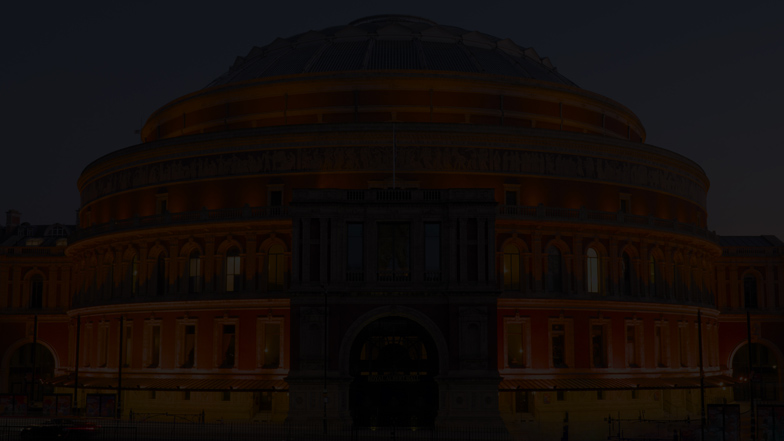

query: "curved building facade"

left=1, top=15, right=782, bottom=440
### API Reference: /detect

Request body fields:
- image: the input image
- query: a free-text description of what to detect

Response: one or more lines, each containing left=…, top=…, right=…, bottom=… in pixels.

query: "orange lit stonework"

left=1, top=15, right=782, bottom=439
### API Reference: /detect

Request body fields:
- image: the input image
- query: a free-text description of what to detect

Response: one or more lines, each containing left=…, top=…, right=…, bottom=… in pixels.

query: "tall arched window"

left=156, top=254, right=166, bottom=296
left=649, top=256, right=658, bottom=297
left=30, top=275, right=44, bottom=309
left=586, top=248, right=599, bottom=294
left=503, top=244, right=520, bottom=290
left=226, top=248, right=241, bottom=292
left=104, top=264, right=114, bottom=298
left=267, top=245, right=285, bottom=291
left=621, top=252, right=632, bottom=296
left=188, top=250, right=201, bottom=294
left=130, top=255, right=139, bottom=297
left=743, top=275, right=758, bottom=309
left=546, top=246, right=562, bottom=293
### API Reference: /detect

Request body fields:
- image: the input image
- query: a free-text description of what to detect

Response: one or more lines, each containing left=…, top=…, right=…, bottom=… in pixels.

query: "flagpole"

left=392, top=123, right=396, bottom=188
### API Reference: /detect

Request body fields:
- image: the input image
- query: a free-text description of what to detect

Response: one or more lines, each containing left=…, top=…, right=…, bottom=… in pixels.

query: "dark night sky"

left=2, top=1, right=782, bottom=239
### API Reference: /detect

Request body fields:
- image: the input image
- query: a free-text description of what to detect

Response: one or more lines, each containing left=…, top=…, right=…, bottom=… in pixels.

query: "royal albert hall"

left=1, top=15, right=783, bottom=440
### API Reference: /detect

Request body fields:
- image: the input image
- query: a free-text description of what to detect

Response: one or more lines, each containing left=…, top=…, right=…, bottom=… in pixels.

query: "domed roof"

left=206, top=15, right=578, bottom=88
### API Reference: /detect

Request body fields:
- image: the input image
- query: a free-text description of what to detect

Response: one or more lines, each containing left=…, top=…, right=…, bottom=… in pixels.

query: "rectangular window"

left=654, top=321, right=669, bottom=367
left=156, top=193, right=168, bottom=215
left=258, top=392, right=273, bottom=411
left=626, top=322, right=642, bottom=368
left=226, top=253, right=241, bottom=292
left=597, top=390, right=605, bottom=400
left=551, top=324, right=566, bottom=368
left=504, top=319, right=528, bottom=368
left=377, top=223, right=410, bottom=281
left=591, top=324, right=607, bottom=368
left=270, top=191, right=282, bottom=206
left=262, top=323, right=281, bottom=369
left=424, top=223, right=441, bottom=281
left=188, top=255, right=201, bottom=293
left=619, top=193, right=631, bottom=214
left=123, top=323, right=133, bottom=368
left=183, top=391, right=191, bottom=401
left=505, top=190, right=518, bottom=206
left=97, top=323, right=109, bottom=367
left=146, top=324, right=161, bottom=368
left=678, top=323, right=689, bottom=367
left=557, top=390, right=566, bottom=401
left=309, top=219, right=321, bottom=282
left=222, top=391, right=231, bottom=402
left=83, top=323, right=93, bottom=367
left=220, top=324, right=236, bottom=368
left=346, top=223, right=364, bottom=281
left=181, top=325, right=196, bottom=368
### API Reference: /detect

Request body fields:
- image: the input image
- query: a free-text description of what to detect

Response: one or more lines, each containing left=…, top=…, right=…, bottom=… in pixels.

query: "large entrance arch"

left=731, top=342, right=780, bottom=402
left=348, top=316, right=439, bottom=427
left=7, top=343, right=56, bottom=401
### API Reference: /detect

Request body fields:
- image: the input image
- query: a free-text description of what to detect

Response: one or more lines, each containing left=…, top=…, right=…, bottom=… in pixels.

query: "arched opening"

left=732, top=343, right=779, bottom=402
left=545, top=246, right=562, bottom=293
left=621, top=252, right=632, bottom=296
left=586, top=248, right=600, bottom=294
left=503, top=244, right=520, bottom=291
left=226, top=247, right=241, bottom=292
left=7, top=343, right=56, bottom=401
left=188, top=250, right=201, bottom=294
left=349, top=316, right=439, bottom=427
left=267, top=244, right=285, bottom=291
left=155, top=253, right=167, bottom=296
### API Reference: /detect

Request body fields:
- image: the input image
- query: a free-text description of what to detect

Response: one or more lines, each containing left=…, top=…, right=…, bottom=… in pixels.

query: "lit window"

left=503, top=245, right=520, bottom=290
left=130, top=255, right=139, bottom=297
left=258, top=319, right=282, bottom=369
left=188, top=251, right=201, bottom=293
left=504, top=318, right=529, bottom=368
left=586, top=248, right=599, bottom=294
left=226, top=248, right=241, bottom=292
left=267, top=245, right=285, bottom=291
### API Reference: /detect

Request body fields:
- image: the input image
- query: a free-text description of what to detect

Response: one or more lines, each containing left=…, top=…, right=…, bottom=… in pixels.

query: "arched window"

left=621, top=252, right=632, bottom=296
left=546, top=246, right=562, bottom=293
left=503, top=244, right=520, bottom=290
left=226, top=248, right=241, bottom=292
left=130, top=255, right=139, bottom=297
left=649, top=256, right=658, bottom=297
left=743, top=275, right=758, bottom=309
left=104, top=264, right=114, bottom=298
left=156, top=254, right=166, bottom=296
left=188, top=250, right=201, bottom=294
left=586, top=248, right=600, bottom=294
left=267, top=245, right=285, bottom=291
left=30, top=275, right=44, bottom=309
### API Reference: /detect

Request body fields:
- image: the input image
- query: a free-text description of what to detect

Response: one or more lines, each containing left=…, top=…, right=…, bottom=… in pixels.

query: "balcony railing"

left=498, top=205, right=718, bottom=242
left=0, top=246, right=67, bottom=257
left=71, top=205, right=290, bottom=242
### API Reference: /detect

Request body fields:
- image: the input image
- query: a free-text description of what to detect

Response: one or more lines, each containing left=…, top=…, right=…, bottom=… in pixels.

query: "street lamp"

left=323, top=285, right=328, bottom=436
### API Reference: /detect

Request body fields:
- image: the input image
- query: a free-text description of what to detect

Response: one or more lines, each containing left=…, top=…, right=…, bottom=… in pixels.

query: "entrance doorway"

left=8, top=343, right=56, bottom=401
left=732, top=343, right=780, bottom=401
left=349, top=316, right=439, bottom=427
